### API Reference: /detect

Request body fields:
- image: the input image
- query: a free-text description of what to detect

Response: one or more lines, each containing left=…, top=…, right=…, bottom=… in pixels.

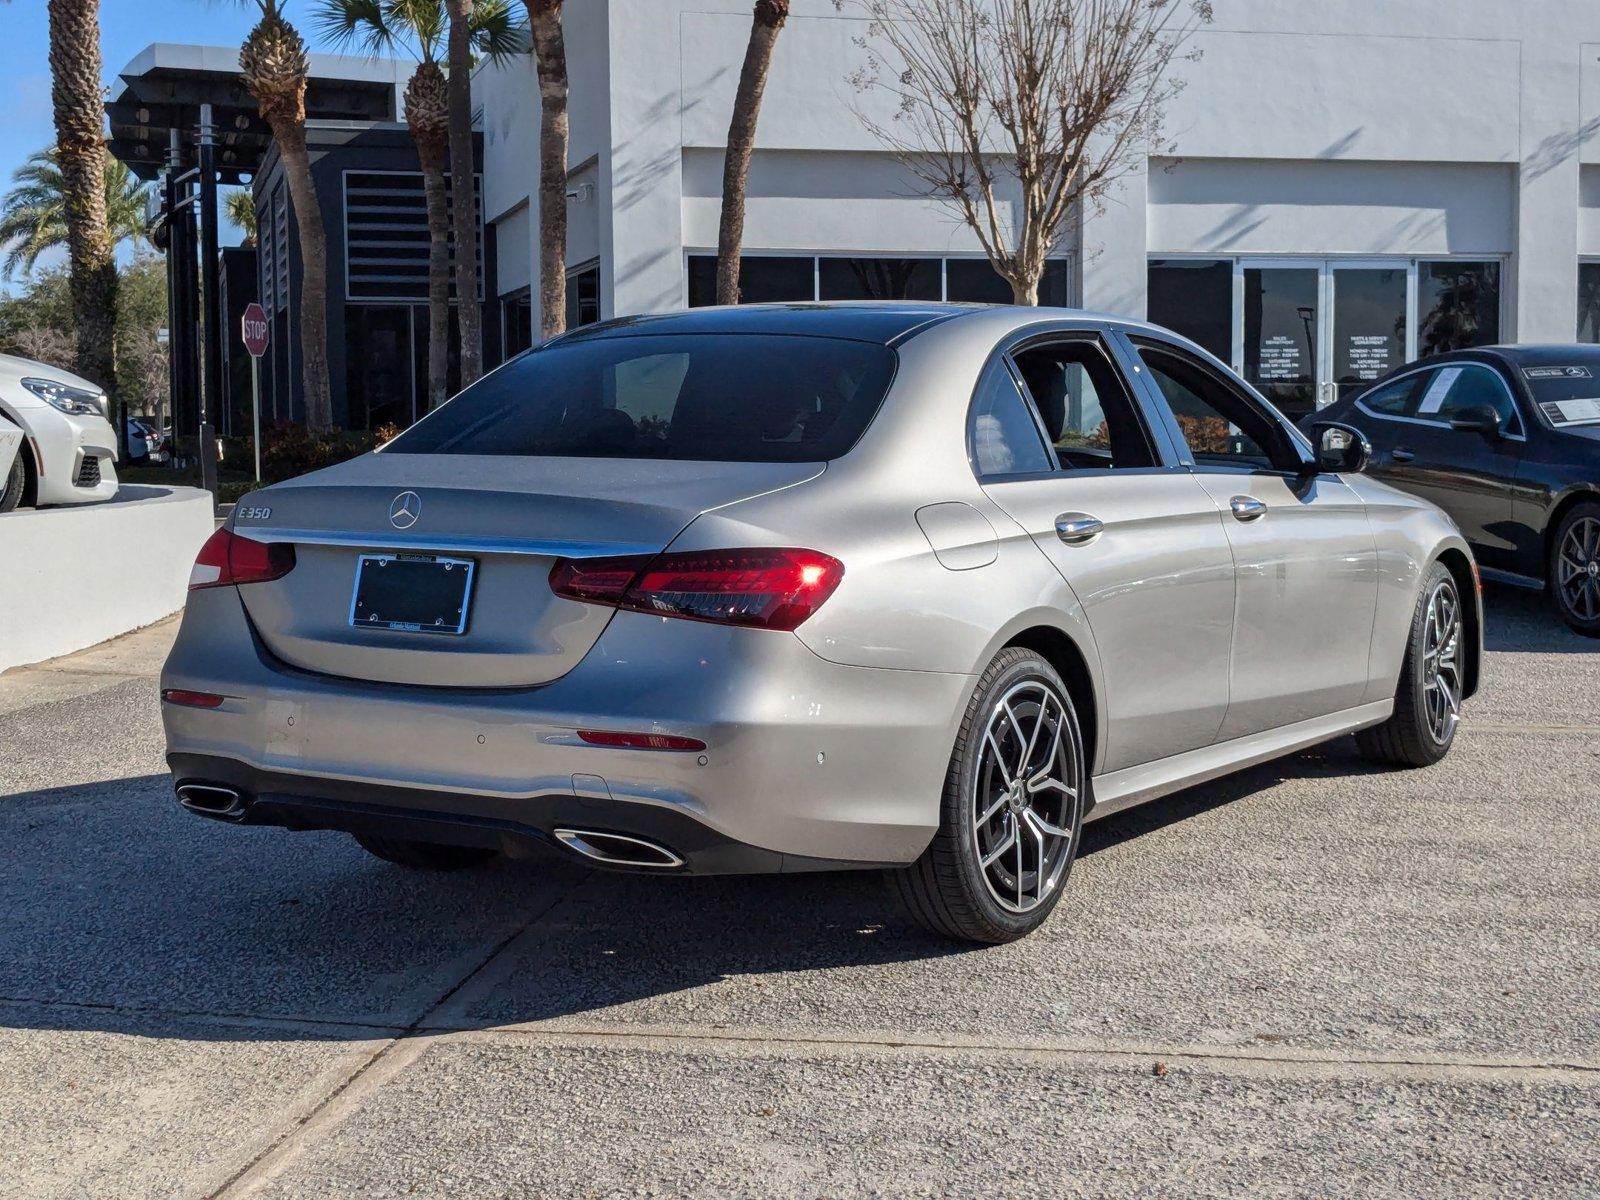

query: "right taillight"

left=549, top=547, right=843, bottom=631
left=189, top=526, right=296, bottom=591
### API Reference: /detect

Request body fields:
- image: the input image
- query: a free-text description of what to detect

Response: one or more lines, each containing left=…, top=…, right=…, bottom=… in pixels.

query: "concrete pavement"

left=1, top=587, right=1595, bottom=1198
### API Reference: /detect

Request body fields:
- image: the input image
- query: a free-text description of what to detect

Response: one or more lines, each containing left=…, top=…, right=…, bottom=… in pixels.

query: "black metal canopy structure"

left=104, top=45, right=403, bottom=503
left=107, top=43, right=400, bottom=184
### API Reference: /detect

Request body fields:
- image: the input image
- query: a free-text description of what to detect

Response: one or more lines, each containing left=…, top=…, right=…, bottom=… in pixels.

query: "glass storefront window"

left=1417, top=260, right=1500, bottom=354
left=688, top=255, right=814, bottom=307
left=346, top=305, right=415, bottom=430
left=819, top=257, right=941, bottom=301
left=1243, top=266, right=1320, bottom=420
left=566, top=264, right=602, bottom=328
left=1579, top=262, right=1600, bottom=343
left=1147, top=259, right=1232, bottom=361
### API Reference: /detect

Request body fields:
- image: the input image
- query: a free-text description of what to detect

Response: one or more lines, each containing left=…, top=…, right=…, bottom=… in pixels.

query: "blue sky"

left=2, top=1, right=341, bottom=292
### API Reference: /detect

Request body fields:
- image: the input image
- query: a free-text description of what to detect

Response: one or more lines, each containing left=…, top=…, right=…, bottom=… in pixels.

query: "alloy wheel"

left=1421, top=577, right=1463, bottom=745
left=970, top=680, right=1079, bottom=914
left=1556, top=516, right=1600, bottom=623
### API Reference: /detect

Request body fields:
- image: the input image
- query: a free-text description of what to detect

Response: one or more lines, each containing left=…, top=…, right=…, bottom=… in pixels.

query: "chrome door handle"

left=1054, top=513, right=1104, bottom=545
left=1229, top=495, right=1268, bottom=522
left=1392, top=447, right=1415, bottom=462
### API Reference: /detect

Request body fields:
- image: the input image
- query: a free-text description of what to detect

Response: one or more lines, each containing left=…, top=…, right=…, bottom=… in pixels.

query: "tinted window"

left=1136, top=342, right=1291, bottom=470
left=1147, top=259, right=1232, bottom=361
left=384, top=333, right=896, bottom=462
left=1415, top=363, right=1521, bottom=433
left=1360, top=373, right=1423, bottom=416
left=1580, top=263, right=1600, bottom=343
left=970, top=363, right=1053, bottom=477
left=1418, top=261, right=1501, bottom=354
left=819, top=257, right=941, bottom=301
left=1011, top=339, right=1155, bottom=469
left=687, top=255, right=814, bottom=306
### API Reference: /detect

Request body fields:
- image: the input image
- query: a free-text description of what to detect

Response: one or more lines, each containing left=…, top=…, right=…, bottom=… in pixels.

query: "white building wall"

left=476, top=0, right=1600, bottom=343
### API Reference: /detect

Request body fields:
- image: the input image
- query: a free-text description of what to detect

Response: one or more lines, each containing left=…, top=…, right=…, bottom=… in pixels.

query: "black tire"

left=1357, top=561, right=1463, bottom=767
left=891, top=647, right=1087, bottom=944
left=0, top=449, right=24, bottom=514
left=1548, top=501, right=1600, bottom=638
left=353, top=834, right=497, bottom=871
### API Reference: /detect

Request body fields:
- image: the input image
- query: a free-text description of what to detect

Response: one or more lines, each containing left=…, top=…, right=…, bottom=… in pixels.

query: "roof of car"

left=548, top=303, right=972, bottom=347
left=1449, top=344, right=1600, bottom=365
left=545, top=301, right=1188, bottom=351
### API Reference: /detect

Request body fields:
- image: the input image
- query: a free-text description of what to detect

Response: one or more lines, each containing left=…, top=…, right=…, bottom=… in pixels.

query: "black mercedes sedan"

left=1305, top=345, right=1600, bottom=635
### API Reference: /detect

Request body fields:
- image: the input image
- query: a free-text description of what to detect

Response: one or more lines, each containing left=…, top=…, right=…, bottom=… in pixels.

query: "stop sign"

left=240, top=303, right=269, bottom=358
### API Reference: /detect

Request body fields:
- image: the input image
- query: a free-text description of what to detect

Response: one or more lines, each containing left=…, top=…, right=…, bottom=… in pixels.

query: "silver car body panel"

left=163, top=304, right=1478, bottom=870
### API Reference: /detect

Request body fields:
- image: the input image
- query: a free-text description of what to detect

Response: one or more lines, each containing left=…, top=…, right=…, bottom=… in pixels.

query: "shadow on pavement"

left=0, top=739, right=1388, bottom=1041
left=1481, top=581, right=1596, bottom=653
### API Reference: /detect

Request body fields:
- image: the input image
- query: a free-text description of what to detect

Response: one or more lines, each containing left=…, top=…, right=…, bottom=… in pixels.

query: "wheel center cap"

left=1008, top=785, right=1027, bottom=813
left=1588, top=561, right=1599, bottom=577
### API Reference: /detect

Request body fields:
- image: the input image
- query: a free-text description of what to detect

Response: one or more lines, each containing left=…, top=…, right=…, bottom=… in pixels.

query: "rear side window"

left=1360, top=374, right=1423, bottom=416
left=969, top=362, right=1054, bottom=477
left=384, top=333, right=897, bottom=462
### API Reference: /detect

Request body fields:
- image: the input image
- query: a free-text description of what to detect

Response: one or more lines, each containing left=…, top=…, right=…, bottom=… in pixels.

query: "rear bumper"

left=161, top=586, right=973, bottom=869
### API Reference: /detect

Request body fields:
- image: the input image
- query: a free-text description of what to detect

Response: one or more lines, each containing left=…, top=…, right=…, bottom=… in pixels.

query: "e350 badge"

left=236, top=505, right=273, bottom=521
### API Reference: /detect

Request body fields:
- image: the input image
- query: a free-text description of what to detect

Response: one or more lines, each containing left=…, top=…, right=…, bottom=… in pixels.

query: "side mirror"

left=1310, top=420, right=1371, bottom=474
left=1448, top=404, right=1503, bottom=439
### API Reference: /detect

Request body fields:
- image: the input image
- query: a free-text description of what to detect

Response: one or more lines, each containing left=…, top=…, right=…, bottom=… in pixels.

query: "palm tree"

left=716, top=0, right=789, bottom=305
left=45, top=0, right=118, bottom=398
left=525, top=0, right=567, bottom=338
left=315, top=0, right=522, bottom=410
left=0, top=148, right=152, bottom=279
left=445, top=0, right=482, bottom=384
left=238, top=0, right=333, bottom=430
left=225, top=188, right=258, bottom=246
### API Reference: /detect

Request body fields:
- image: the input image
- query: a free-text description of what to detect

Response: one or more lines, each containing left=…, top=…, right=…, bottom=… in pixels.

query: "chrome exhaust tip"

left=176, top=783, right=249, bottom=821
left=553, top=828, right=685, bottom=869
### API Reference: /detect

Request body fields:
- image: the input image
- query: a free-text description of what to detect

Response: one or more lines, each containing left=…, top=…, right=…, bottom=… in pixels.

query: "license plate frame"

left=349, top=553, right=476, bottom=636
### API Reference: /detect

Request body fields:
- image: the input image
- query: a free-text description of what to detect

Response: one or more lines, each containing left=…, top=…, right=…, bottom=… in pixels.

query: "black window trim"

left=1353, top=358, right=1527, bottom=442
left=1122, top=330, right=1317, bottom=478
left=964, top=321, right=1186, bottom=483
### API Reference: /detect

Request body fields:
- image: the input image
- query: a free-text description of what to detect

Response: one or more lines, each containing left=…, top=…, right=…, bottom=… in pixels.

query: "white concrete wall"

left=475, top=0, right=1600, bottom=341
left=0, top=486, right=214, bottom=674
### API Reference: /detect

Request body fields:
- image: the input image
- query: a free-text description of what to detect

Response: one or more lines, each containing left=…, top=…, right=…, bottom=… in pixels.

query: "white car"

left=0, top=352, right=120, bottom=512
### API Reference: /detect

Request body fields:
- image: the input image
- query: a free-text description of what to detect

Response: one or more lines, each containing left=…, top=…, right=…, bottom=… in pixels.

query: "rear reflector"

left=550, top=547, right=843, bottom=631
left=189, top=526, right=295, bottom=590
left=161, top=689, right=225, bottom=709
left=576, top=730, right=707, bottom=752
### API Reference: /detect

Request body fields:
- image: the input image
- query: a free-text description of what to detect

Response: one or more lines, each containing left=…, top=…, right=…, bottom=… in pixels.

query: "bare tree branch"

left=839, top=0, right=1209, bottom=304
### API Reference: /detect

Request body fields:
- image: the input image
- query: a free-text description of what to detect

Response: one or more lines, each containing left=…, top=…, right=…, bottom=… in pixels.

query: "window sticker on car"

left=1416, top=366, right=1465, bottom=415
left=1524, top=365, right=1593, bottom=380
left=1538, top=397, right=1600, bottom=427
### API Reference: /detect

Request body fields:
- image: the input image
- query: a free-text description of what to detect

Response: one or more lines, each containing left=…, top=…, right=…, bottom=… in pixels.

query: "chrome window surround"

left=1353, top=360, right=1527, bottom=442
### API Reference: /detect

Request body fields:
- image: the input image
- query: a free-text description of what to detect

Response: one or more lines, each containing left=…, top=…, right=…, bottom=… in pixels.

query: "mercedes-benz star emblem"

left=389, top=491, right=421, bottom=530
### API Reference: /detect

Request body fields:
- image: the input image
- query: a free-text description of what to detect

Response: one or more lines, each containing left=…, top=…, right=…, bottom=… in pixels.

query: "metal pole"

left=251, top=354, right=262, bottom=483
left=162, top=152, right=180, bottom=467
left=197, top=104, right=222, bottom=508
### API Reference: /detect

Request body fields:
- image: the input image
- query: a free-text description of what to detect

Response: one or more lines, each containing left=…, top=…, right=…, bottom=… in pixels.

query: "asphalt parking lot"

left=1, top=583, right=1596, bottom=1198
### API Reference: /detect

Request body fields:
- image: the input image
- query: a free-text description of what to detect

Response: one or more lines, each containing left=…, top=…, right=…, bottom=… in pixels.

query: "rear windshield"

left=383, top=332, right=897, bottom=462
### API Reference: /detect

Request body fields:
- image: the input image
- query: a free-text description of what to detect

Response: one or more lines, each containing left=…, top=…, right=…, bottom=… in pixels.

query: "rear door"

left=1125, top=334, right=1378, bottom=742
left=972, top=329, right=1236, bottom=773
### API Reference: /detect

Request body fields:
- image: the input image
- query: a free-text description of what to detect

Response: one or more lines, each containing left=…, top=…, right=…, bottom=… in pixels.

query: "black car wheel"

left=1550, top=501, right=1600, bottom=637
left=891, top=647, right=1087, bottom=944
left=0, top=450, right=24, bottom=514
left=1357, top=562, right=1463, bottom=767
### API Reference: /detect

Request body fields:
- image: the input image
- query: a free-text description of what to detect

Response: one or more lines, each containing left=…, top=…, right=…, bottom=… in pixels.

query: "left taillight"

left=550, top=547, right=843, bottom=632
left=189, top=526, right=295, bottom=591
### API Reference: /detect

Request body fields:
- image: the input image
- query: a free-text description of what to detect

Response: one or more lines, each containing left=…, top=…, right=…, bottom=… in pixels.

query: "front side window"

left=969, top=362, right=1054, bottom=477
left=1414, top=363, right=1522, bottom=434
left=1011, top=339, right=1156, bottom=469
left=384, top=333, right=896, bottom=462
left=1136, top=342, right=1293, bottom=470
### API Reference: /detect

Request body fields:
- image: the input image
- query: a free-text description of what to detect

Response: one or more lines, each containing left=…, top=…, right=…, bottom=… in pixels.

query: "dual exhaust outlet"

left=176, top=783, right=683, bottom=869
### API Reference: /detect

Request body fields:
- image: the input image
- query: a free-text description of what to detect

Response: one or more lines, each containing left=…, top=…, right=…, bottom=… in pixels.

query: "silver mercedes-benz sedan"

left=162, top=303, right=1480, bottom=943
